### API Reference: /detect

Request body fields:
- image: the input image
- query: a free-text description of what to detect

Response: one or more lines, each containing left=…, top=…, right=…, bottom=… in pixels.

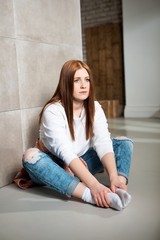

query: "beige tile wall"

left=0, top=0, right=82, bottom=187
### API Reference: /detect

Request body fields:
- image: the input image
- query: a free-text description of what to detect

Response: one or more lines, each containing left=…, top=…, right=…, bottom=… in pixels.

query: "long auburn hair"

left=39, top=60, right=95, bottom=140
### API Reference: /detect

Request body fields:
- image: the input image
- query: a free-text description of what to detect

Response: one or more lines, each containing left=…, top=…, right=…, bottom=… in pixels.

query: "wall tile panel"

left=0, top=38, right=20, bottom=112
left=17, top=40, right=82, bottom=109
left=0, top=111, right=23, bottom=187
left=21, top=107, right=41, bottom=150
left=14, top=0, right=82, bottom=47
left=0, top=0, right=15, bottom=38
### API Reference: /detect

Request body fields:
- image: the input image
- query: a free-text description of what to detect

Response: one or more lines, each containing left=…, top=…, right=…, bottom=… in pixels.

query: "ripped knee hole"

left=23, top=148, right=41, bottom=164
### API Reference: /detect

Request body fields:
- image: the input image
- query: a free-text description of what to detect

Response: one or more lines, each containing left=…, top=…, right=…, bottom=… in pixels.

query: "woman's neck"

left=73, top=101, right=84, bottom=117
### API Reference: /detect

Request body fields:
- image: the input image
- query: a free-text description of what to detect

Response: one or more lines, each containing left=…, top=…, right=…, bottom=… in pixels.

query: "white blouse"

left=39, top=101, right=113, bottom=165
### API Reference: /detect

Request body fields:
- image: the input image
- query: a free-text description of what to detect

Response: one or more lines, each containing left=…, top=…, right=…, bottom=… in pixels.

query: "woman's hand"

left=90, top=182, right=111, bottom=208
left=110, top=176, right=128, bottom=193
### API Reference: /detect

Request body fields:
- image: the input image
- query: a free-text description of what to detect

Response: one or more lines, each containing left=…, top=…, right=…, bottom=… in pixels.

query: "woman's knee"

left=114, top=136, right=133, bottom=143
left=114, top=136, right=130, bottom=140
left=113, top=136, right=134, bottom=152
left=23, top=148, right=41, bottom=164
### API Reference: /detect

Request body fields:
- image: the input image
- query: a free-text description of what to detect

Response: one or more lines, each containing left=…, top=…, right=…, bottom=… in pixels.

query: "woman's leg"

left=81, top=137, right=133, bottom=184
left=22, top=148, right=80, bottom=197
left=23, top=148, right=116, bottom=207
left=112, top=137, right=134, bottom=184
left=81, top=148, right=104, bottom=175
left=80, top=140, right=133, bottom=209
left=80, top=147, right=131, bottom=210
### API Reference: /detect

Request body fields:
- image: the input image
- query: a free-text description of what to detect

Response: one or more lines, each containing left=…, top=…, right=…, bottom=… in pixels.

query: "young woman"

left=22, top=60, right=133, bottom=210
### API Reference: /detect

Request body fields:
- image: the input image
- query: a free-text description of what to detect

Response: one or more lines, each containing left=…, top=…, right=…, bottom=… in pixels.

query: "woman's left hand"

left=110, top=176, right=127, bottom=193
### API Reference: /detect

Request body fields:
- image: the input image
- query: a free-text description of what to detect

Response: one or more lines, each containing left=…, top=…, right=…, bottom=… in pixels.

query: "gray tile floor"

left=0, top=118, right=160, bottom=240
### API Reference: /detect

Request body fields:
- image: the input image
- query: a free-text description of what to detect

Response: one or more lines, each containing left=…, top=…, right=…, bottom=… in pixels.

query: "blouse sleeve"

left=40, top=103, right=78, bottom=165
left=92, top=101, right=113, bottom=160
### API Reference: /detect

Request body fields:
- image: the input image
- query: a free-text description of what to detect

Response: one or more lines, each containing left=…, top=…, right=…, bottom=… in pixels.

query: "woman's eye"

left=86, top=78, right=90, bottom=82
left=74, top=79, right=79, bottom=82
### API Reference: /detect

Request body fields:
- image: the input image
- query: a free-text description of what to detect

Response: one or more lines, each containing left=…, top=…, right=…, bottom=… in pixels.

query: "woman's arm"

left=40, top=103, right=78, bottom=165
left=101, top=152, right=127, bottom=192
left=92, top=102, right=114, bottom=161
left=93, top=102, right=127, bottom=192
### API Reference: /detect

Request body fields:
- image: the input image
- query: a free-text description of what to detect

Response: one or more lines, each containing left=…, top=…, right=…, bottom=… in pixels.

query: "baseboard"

left=124, top=105, right=160, bottom=118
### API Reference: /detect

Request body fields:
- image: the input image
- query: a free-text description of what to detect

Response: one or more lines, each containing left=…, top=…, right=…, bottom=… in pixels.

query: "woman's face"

left=73, top=68, right=90, bottom=102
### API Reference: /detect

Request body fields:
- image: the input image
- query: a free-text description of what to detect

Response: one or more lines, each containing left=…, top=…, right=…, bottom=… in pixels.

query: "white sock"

left=108, top=192, right=123, bottom=211
left=81, top=187, right=95, bottom=204
left=82, top=188, right=122, bottom=211
left=116, top=189, right=132, bottom=208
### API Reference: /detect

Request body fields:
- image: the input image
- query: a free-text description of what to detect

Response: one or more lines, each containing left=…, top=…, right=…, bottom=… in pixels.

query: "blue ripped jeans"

left=22, top=138, right=133, bottom=197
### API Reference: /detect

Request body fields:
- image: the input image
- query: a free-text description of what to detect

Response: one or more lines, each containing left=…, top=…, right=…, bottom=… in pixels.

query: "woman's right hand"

left=90, top=182, right=111, bottom=208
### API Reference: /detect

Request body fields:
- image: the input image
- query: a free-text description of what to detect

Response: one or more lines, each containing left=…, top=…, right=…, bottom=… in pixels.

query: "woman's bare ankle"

left=72, top=182, right=86, bottom=198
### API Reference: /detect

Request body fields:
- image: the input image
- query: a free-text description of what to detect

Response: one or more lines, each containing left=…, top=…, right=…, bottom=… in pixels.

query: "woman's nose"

left=80, top=80, right=86, bottom=88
